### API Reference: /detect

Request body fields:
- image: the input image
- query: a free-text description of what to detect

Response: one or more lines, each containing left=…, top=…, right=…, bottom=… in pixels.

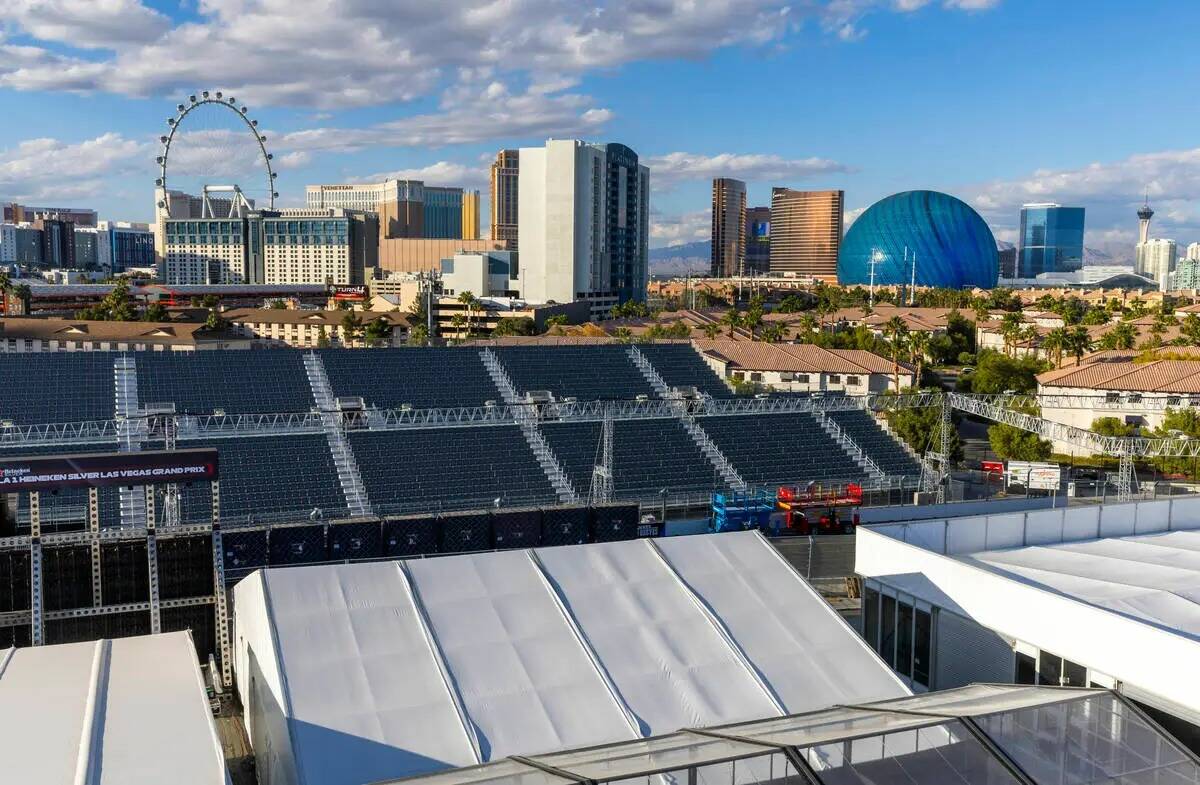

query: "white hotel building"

left=163, top=208, right=376, bottom=286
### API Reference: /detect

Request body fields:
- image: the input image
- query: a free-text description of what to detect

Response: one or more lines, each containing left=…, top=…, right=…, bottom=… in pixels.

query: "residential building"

left=0, top=223, right=17, bottom=263
left=223, top=307, right=409, bottom=348
left=461, top=190, right=480, bottom=240
left=3, top=202, right=96, bottom=227
left=710, top=178, right=746, bottom=277
left=694, top=339, right=914, bottom=393
left=745, top=206, right=771, bottom=274
left=96, top=221, right=155, bottom=273
left=518, top=138, right=650, bottom=312
left=1188, top=242, right=1200, bottom=261
left=1174, top=257, right=1200, bottom=290
left=490, top=149, right=519, bottom=249
left=0, top=317, right=249, bottom=352
left=33, top=216, right=76, bottom=269
left=73, top=227, right=99, bottom=269
left=1016, top=203, right=1085, bottom=277
left=0, top=224, right=45, bottom=266
left=1137, top=238, right=1177, bottom=289
left=424, top=186, right=465, bottom=238
left=769, top=188, right=843, bottom=278
left=377, top=238, right=505, bottom=274
left=162, top=208, right=377, bottom=286
left=306, top=179, right=425, bottom=239
left=439, top=250, right=520, bottom=300
left=434, top=297, right=588, bottom=340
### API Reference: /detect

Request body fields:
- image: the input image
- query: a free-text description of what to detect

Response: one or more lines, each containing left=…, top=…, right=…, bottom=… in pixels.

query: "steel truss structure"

left=10, top=481, right=231, bottom=685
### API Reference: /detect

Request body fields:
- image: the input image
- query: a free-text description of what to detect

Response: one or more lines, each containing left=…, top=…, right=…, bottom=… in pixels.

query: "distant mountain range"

left=649, top=241, right=710, bottom=276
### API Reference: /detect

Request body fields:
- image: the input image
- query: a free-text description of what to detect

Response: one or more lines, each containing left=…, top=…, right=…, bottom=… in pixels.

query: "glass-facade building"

left=424, top=187, right=464, bottom=239
left=838, top=190, right=999, bottom=289
left=1017, top=203, right=1085, bottom=277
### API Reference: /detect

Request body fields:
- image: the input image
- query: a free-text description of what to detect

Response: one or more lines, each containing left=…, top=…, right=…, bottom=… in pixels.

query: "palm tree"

left=1066, top=326, right=1093, bottom=366
left=1042, top=327, right=1069, bottom=367
left=720, top=308, right=741, bottom=339
left=999, top=312, right=1025, bottom=357
left=457, top=291, right=479, bottom=336
left=1020, top=325, right=1041, bottom=360
left=882, top=316, right=909, bottom=392
left=797, top=313, right=818, bottom=339
left=907, top=330, right=931, bottom=385
left=701, top=322, right=720, bottom=341
left=1104, top=321, right=1137, bottom=350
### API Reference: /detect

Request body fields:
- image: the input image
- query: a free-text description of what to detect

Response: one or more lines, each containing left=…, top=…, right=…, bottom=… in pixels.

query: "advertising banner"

left=0, top=449, right=219, bottom=491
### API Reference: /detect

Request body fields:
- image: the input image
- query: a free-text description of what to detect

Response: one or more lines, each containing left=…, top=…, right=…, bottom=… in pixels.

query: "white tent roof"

left=962, top=529, right=1200, bottom=638
left=234, top=531, right=906, bottom=785
left=0, top=631, right=228, bottom=785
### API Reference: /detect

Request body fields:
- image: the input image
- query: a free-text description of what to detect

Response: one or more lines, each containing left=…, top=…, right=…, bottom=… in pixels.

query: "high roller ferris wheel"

left=154, top=90, right=279, bottom=218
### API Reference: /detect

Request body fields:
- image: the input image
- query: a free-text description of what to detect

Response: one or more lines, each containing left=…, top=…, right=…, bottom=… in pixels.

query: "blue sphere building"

left=838, top=191, right=999, bottom=289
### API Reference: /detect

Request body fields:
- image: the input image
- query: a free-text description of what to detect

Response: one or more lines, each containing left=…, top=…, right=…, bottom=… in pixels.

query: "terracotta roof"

left=1039, top=360, right=1200, bottom=393
left=694, top=339, right=913, bottom=376
left=0, top=317, right=228, bottom=345
left=222, top=308, right=409, bottom=326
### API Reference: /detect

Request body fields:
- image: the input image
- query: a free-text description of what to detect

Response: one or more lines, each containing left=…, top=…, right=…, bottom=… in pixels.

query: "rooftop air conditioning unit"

left=635, top=394, right=650, bottom=402
left=525, top=391, right=553, bottom=404
left=334, top=396, right=364, bottom=412
left=143, top=402, right=178, bottom=416
left=672, top=385, right=699, bottom=399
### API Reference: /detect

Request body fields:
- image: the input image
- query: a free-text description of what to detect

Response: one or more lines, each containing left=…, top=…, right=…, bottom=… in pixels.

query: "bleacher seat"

left=495, top=346, right=655, bottom=400
left=170, top=435, right=345, bottom=524
left=349, top=426, right=557, bottom=514
left=541, top=418, right=724, bottom=499
left=319, top=348, right=500, bottom=409
left=136, top=351, right=314, bottom=415
left=698, top=413, right=868, bottom=486
left=0, top=353, right=117, bottom=424
left=827, top=410, right=922, bottom=476
left=635, top=344, right=734, bottom=398
left=0, top=441, right=121, bottom=531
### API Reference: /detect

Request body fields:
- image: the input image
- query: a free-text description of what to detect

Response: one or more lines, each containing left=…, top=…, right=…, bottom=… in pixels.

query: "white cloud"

left=0, top=0, right=1001, bottom=108
left=651, top=209, right=711, bottom=246
left=359, top=161, right=489, bottom=190
left=0, top=0, right=169, bottom=49
left=0, top=133, right=147, bottom=201
left=277, top=81, right=612, bottom=154
left=843, top=206, right=867, bottom=228
left=647, top=152, right=852, bottom=189
left=963, top=146, right=1200, bottom=257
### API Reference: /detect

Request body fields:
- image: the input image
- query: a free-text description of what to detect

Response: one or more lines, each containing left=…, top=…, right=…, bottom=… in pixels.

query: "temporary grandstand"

left=0, top=343, right=922, bottom=528
left=0, top=631, right=228, bottom=784
left=232, top=531, right=909, bottom=785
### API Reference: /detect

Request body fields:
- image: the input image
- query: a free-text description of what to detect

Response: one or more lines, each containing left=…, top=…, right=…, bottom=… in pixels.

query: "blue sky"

left=1, top=0, right=1198, bottom=260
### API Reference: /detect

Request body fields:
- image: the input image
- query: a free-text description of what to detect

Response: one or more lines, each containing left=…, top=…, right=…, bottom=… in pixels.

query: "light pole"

left=868, top=248, right=885, bottom=308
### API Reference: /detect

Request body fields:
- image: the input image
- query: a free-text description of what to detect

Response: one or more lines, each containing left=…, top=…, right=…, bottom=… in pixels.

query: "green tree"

left=907, top=330, right=931, bottom=385
left=317, top=324, right=331, bottom=348
left=406, top=323, right=429, bottom=346
left=882, top=316, right=909, bottom=391
left=491, top=317, right=536, bottom=337
left=449, top=313, right=468, bottom=340
left=1100, top=321, right=1137, bottom=350
left=701, top=322, right=720, bottom=341
left=989, top=422, right=1053, bottom=461
left=720, top=308, right=741, bottom=338
left=610, top=326, right=634, bottom=343
left=542, top=314, right=569, bottom=335
left=203, top=310, right=227, bottom=331
left=1091, top=417, right=1136, bottom=438
left=1065, top=325, right=1093, bottom=365
left=884, top=392, right=963, bottom=463
left=269, top=298, right=287, bottom=310
left=340, top=311, right=363, bottom=345
left=963, top=351, right=1046, bottom=394
left=1181, top=313, right=1200, bottom=346
left=1042, top=327, right=1069, bottom=367
left=611, top=299, right=650, bottom=319
left=200, top=294, right=220, bottom=309
left=456, top=291, right=479, bottom=336
left=759, top=322, right=788, bottom=343
left=1151, top=408, right=1200, bottom=478
left=363, top=317, right=393, bottom=347
left=999, top=312, right=1025, bottom=357
left=143, top=302, right=168, bottom=322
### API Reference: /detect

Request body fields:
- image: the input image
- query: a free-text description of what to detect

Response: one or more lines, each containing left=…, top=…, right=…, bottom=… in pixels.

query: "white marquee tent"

left=233, top=531, right=907, bottom=785
left=0, top=631, right=229, bottom=784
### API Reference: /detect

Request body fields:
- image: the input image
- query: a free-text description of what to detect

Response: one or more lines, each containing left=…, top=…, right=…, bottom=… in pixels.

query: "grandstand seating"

left=0, top=442, right=122, bottom=531
left=698, top=413, right=868, bottom=486
left=541, top=418, right=724, bottom=499
left=636, top=343, right=734, bottom=398
left=135, top=351, right=313, bottom=415
left=495, top=346, right=656, bottom=400
left=348, top=426, right=557, bottom=513
left=171, top=435, right=346, bottom=524
left=319, top=348, right=501, bottom=409
left=826, top=409, right=922, bottom=477
left=0, top=353, right=117, bottom=424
